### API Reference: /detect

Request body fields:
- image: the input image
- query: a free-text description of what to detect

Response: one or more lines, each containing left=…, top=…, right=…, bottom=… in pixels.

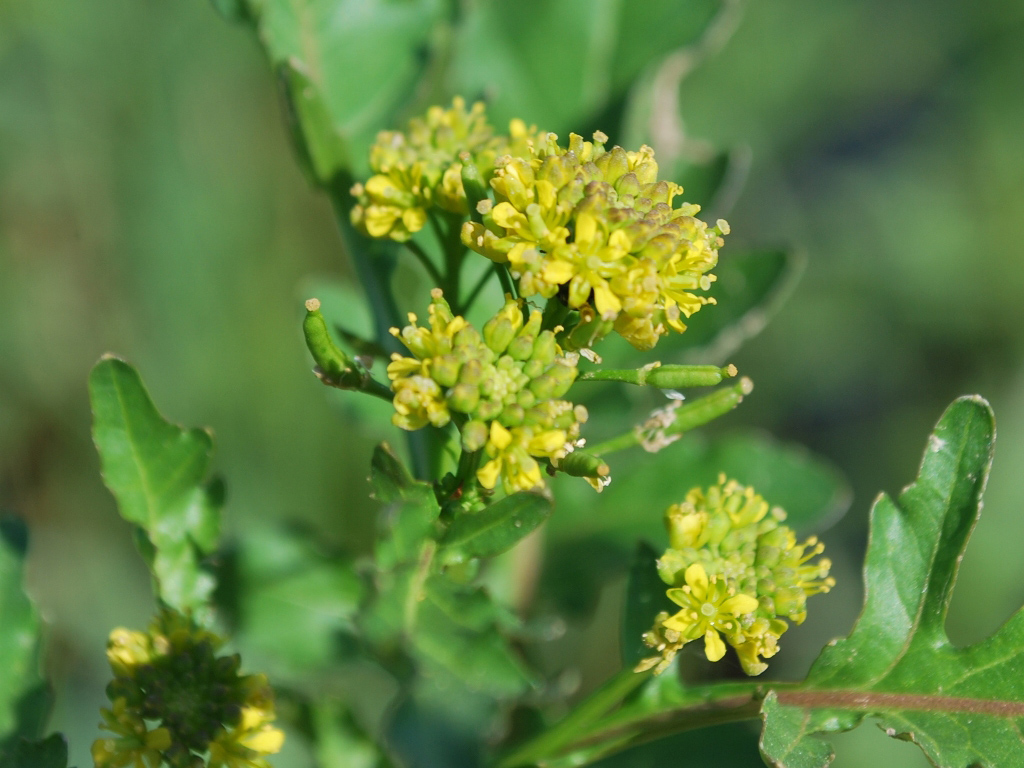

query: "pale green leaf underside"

left=761, top=396, right=1024, bottom=768
left=89, top=357, right=222, bottom=615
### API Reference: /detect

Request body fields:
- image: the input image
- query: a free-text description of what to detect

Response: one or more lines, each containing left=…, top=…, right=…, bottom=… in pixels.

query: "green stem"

left=499, top=676, right=776, bottom=768
left=328, top=177, right=431, bottom=479
left=586, top=377, right=753, bottom=458
left=404, top=239, right=445, bottom=286
left=495, top=263, right=517, bottom=300
left=495, top=669, right=651, bottom=768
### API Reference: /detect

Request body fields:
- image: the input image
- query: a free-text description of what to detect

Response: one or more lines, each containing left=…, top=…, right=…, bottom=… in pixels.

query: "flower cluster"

left=350, top=97, right=531, bottom=241
left=93, top=610, right=284, bottom=768
left=636, top=476, right=834, bottom=676
left=387, top=289, right=590, bottom=494
left=462, top=131, right=728, bottom=349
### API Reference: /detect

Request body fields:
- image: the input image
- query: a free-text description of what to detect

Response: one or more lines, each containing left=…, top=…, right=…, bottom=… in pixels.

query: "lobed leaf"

left=760, top=396, right=1024, bottom=768
left=89, top=356, right=222, bottom=615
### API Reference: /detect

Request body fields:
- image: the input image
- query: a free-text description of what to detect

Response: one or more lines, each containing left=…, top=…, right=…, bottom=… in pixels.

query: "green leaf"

left=673, top=249, right=803, bottom=359
left=620, top=542, right=676, bottom=668
left=89, top=356, right=222, bottom=616
left=370, top=443, right=440, bottom=569
left=240, top=0, right=445, bottom=179
left=311, top=697, right=394, bottom=768
left=236, top=527, right=364, bottom=680
left=760, top=396, right=1024, bottom=768
left=440, top=492, right=552, bottom=561
left=413, top=576, right=536, bottom=698
left=0, top=518, right=46, bottom=743
left=279, top=59, right=350, bottom=184
left=451, top=0, right=718, bottom=134
left=0, top=733, right=70, bottom=768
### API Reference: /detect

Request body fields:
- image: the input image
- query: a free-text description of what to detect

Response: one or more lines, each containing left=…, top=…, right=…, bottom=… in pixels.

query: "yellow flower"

left=463, top=131, right=727, bottom=349
left=351, top=98, right=514, bottom=241
left=640, top=478, right=833, bottom=676
left=663, top=563, right=759, bottom=662
left=94, top=610, right=284, bottom=767
left=387, top=292, right=593, bottom=494
left=208, top=675, right=285, bottom=768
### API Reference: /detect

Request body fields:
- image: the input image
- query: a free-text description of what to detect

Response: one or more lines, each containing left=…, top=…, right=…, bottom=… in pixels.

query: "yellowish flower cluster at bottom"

left=93, top=610, right=284, bottom=768
left=636, top=476, right=834, bottom=676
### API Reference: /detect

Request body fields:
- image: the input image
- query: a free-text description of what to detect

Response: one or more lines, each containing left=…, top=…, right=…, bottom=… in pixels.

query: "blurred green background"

left=2, top=0, right=1023, bottom=765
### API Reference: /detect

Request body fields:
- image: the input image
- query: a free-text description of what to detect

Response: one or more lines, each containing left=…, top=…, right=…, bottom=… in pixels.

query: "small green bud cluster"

left=93, top=610, right=284, bottom=768
left=637, top=476, right=834, bottom=676
left=387, top=289, right=591, bottom=494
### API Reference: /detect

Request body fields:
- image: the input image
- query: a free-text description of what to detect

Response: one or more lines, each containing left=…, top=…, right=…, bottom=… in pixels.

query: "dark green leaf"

left=89, top=356, right=222, bottom=615
left=370, top=443, right=440, bottom=569
left=760, top=396, right=1024, bottom=768
left=311, top=697, right=395, bottom=768
left=674, top=249, right=802, bottom=359
left=236, top=527, right=364, bottom=679
left=0, top=517, right=45, bottom=743
left=620, top=542, right=676, bottom=668
left=441, top=492, right=551, bottom=561
left=0, top=733, right=70, bottom=768
left=671, top=148, right=749, bottom=219
left=451, top=0, right=718, bottom=135
left=413, top=578, right=536, bottom=698
left=240, top=0, right=445, bottom=179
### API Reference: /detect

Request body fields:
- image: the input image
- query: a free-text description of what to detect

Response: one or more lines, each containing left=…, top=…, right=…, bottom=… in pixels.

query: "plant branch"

left=586, top=377, right=753, bottom=457
left=403, top=239, right=445, bottom=286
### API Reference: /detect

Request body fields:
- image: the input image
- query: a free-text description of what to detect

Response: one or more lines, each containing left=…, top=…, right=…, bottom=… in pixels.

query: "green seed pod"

left=557, top=450, right=609, bottom=481
left=302, top=299, right=352, bottom=380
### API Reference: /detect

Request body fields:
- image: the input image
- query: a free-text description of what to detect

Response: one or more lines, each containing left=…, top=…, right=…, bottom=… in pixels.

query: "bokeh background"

left=2, top=0, right=1023, bottom=765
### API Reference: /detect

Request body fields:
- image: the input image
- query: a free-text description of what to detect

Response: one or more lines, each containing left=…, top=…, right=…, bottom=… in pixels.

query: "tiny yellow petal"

left=684, top=563, right=709, bottom=595
left=721, top=593, right=759, bottom=616
left=703, top=629, right=726, bottom=662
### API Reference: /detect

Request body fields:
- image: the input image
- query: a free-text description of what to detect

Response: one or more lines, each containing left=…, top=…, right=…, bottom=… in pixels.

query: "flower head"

left=351, top=98, right=519, bottom=241
left=94, top=610, right=284, bottom=768
left=387, top=290, right=593, bottom=494
left=462, top=132, right=727, bottom=349
left=637, top=476, right=834, bottom=676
